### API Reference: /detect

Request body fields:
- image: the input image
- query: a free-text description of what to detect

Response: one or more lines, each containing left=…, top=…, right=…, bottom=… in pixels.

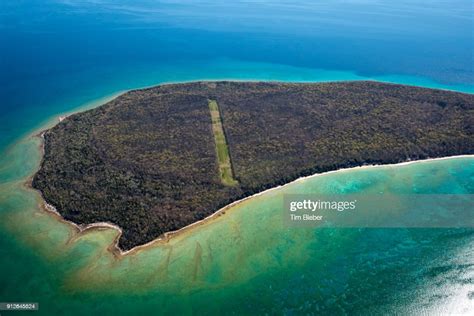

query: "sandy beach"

left=35, top=129, right=474, bottom=256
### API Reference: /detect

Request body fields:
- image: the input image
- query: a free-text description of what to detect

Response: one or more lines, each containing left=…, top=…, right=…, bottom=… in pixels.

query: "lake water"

left=0, top=0, right=473, bottom=314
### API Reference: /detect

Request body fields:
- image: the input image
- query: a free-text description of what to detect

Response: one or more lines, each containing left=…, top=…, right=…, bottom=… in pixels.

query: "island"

left=32, top=81, right=474, bottom=250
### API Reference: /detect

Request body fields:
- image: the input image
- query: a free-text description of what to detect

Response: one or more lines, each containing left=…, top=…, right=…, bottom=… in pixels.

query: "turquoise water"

left=1, top=0, right=473, bottom=315
left=1, top=0, right=473, bottom=151
left=1, top=139, right=473, bottom=314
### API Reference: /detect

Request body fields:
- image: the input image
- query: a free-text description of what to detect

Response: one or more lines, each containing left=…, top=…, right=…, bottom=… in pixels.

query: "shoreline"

left=0, top=91, right=127, bottom=157
left=35, top=149, right=474, bottom=256
left=118, top=78, right=474, bottom=96
left=17, top=79, right=474, bottom=256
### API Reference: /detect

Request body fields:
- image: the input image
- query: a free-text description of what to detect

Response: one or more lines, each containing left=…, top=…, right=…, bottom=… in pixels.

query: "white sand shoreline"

left=38, top=153, right=474, bottom=256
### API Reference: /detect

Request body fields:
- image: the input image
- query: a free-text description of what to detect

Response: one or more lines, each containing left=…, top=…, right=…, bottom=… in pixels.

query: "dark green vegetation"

left=33, top=81, right=474, bottom=250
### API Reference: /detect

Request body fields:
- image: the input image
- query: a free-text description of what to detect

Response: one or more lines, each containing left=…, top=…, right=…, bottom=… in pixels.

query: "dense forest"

left=33, top=81, right=474, bottom=250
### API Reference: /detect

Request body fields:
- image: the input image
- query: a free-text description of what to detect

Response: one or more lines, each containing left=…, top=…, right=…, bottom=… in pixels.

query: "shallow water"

left=0, top=132, right=473, bottom=314
left=1, top=0, right=473, bottom=314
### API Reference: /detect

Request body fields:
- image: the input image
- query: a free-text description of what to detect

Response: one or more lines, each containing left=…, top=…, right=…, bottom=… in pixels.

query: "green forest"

left=33, top=81, right=474, bottom=250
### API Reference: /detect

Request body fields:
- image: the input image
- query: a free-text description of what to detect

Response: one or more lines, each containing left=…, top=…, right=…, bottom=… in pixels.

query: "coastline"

left=33, top=126, right=474, bottom=256
left=20, top=80, right=474, bottom=256
left=120, top=154, right=474, bottom=256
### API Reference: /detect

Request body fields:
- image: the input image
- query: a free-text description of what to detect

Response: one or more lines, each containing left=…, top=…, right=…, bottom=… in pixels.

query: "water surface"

left=1, top=0, right=473, bottom=314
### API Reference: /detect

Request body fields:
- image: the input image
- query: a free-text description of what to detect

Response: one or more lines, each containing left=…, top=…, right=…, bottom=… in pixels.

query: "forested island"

left=32, top=81, right=474, bottom=250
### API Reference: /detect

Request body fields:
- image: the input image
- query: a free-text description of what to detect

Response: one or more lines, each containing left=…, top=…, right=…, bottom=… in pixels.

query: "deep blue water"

left=0, top=2, right=473, bottom=314
left=0, top=0, right=473, bottom=152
